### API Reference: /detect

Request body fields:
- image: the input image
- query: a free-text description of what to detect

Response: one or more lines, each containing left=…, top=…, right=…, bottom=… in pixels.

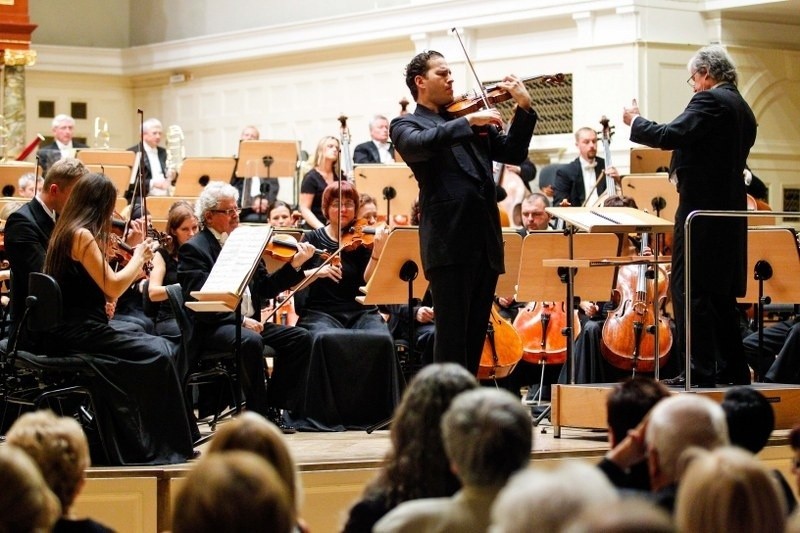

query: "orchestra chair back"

left=0, top=272, right=110, bottom=464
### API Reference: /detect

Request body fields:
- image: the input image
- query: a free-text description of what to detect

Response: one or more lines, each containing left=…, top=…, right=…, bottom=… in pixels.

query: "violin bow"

left=450, top=27, right=491, bottom=110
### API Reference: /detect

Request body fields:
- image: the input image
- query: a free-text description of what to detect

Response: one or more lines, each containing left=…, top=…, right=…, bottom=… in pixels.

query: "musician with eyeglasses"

left=178, top=181, right=314, bottom=433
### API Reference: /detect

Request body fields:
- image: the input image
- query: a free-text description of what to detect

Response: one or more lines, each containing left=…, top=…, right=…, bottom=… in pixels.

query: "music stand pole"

left=366, top=260, right=419, bottom=434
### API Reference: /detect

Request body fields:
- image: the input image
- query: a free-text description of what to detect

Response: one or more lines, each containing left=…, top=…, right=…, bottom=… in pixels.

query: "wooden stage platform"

left=51, top=393, right=799, bottom=533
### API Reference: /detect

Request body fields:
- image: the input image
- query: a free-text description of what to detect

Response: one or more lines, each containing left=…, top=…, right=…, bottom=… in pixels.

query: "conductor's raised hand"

left=622, top=98, right=640, bottom=126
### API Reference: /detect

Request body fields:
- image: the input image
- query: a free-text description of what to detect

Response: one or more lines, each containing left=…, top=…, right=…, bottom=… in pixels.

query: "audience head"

left=172, top=451, right=293, bottom=533
left=6, top=410, right=90, bottom=514
left=51, top=114, right=77, bottom=145
left=141, top=118, right=163, bottom=148
left=404, top=50, right=445, bottom=101
left=239, top=125, right=260, bottom=141
left=268, top=200, right=294, bottom=227
left=490, top=461, right=619, bottom=533
left=689, top=44, right=738, bottom=87
left=606, top=376, right=670, bottom=447
left=442, top=388, right=531, bottom=486
left=520, top=193, right=551, bottom=231
left=369, top=363, right=479, bottom=505
left=675, top=446, right=785, bottom=533
left=574, top=127, right=598, bottom=161
left=644, top=394, right=729, bottom=490
left=166, top=200, right=199, bottom=254
left=41, top=157, right=89, bottom=213
left=195, top=181, right=240, bottom=233
left=0, top=445, right=61, bottom=532
left=208, top=412, right=301, bottom=516
left=721, top=385, right=775, bottom=454
left=563, top=497, right=674, bottom=533
left=369, top=115, right=390, bottom=143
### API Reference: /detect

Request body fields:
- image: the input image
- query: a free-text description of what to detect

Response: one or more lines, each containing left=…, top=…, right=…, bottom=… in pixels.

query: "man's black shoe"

left=267, top=408, right=296, bottom=435
left=661, top=375, right=715, bottom=388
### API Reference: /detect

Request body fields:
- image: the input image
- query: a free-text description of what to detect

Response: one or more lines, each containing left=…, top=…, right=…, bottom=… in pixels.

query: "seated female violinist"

left=358, top=193, right=379, bottom=225
left=267, top=200, right=303, bottom=228
left=42, top=172, right=195, bottom=464
left=295, top=181, right=401, bottom=428
left=147, top=201, right=199, bottom=336
left=299, top=136, right=342, bottom=229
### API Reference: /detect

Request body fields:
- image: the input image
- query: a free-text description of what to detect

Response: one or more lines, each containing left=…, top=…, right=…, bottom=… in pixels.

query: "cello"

left=513, top=301, right=581, bottom=366
left=478, top=303, right=523, bottom=381
left=601, top=231, right=672, bottom=372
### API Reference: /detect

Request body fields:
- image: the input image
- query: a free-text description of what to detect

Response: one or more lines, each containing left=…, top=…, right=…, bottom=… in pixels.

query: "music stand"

left=357, top=227, right=428, bottom=433
left=235, top=140, right=298, bottom=208
left=85, top=164, right=132, bottom=196
left=737, top=226, right=800, bottom=380
left=0, top=162, right=36, bottom=197
left=354, top=164, right=417, bottom=222
left=630, top=148, right=672, bottom=174
left=496, top=230, right=523, bottom=298
left=76, top=149, right=136, bottom=167
left=174, top=157, right=236, bottom=196
left=620, top=174, right=678, bottom=223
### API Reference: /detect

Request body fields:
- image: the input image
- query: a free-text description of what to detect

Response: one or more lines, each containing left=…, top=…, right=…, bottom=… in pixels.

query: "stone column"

left=1, top=49, right=36, bottom=159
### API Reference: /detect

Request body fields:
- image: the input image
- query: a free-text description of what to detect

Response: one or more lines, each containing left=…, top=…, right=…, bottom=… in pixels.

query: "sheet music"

left=199, top=225, right=273, bottom=297
left=546, top=207, right=673, bottom=233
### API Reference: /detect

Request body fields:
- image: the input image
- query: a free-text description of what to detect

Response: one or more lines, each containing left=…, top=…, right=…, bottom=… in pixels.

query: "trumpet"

left=94, top=117, right=110, bottom=149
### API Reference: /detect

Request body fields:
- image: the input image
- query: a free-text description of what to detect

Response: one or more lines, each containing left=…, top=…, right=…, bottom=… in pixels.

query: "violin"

left=446, top=73, right=565, bottom=118
left=513, top=301, right=581, bottom=366
left=265, top=290, right=298, bottom=327
left=341, top=218, right=379, bottom=251
left=264, top=236, right=330, bottom=262
left=600, top=232, right=672, bottom=372
left=478, top=303, right=523, bottom=381
left=109, top=234, right=153, bottom=276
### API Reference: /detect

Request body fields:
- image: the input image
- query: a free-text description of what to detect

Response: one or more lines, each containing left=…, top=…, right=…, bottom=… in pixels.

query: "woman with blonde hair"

left=0, top=446, right=60, bottom=533
left=675, top=446, right=786, bottom=533
left=298, top=136, right=341, bottom=228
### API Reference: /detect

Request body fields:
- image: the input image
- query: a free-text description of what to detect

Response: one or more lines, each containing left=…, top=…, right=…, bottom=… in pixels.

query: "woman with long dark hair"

left=43, top=172, right=194, bottom=464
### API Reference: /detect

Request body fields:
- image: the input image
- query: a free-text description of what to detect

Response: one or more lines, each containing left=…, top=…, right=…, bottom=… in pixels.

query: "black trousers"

left=427, top=260, right=499, bottom=376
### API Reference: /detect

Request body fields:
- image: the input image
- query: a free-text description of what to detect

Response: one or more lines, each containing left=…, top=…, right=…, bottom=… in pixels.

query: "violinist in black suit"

left=126, top=118, right=171, bottom=213
left=5, top=158, right=88, bottom=348
left=553, top=127, right=619, bottom=207
left=353, top=115, right=395, bottom=164
left=624, top=44, right=757, bottom=387
left=390, top=50, right=537, bottom=374
left=36, top=115, right=88, bottom=174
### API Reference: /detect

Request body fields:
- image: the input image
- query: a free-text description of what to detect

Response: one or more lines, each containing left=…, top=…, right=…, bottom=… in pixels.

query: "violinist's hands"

left=497, top=296, right=515, bottom=308
left=498, top=74, right=532, bottom=110
left=559, top=198, right=572, bottom=207
left=242, top=317, right=264, bottom=333
left=371, top=224, right=390, bottom=258
left=466, top=108, right=503, bottom=129
left=416, top=306, right=435, bottom=324
left=291, top=242, right=315, bottom=269
left=642, top=245, right=653, bottom=257
left=126, top=218, right=146, bottom=247
left=622, top=98, right=640, bottom=126
left=314, top=262, right=342, bottom=283
left=133, top=237, right=157, bottom=265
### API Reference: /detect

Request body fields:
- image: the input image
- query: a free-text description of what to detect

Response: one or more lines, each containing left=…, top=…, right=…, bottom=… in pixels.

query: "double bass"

left=478, top=303, right=523, bottom=381
left=601, top=232, right=672, bottom=372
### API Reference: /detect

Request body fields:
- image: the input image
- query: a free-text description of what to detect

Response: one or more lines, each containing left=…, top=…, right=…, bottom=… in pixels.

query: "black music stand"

left=354, top=164, right=417, bottom=222
left=356, top=228, right=428, bottom=433
left=236, top=140, right=298, bottom=207
left=518, top=230, right=620, bottom=426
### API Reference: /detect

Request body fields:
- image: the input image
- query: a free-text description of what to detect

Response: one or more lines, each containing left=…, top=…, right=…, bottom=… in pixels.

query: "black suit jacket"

left=353, top=141, right=395, bottom=164
left=553, top=157, right=607, bottom=207
left=390, top=105, right=537, bottom=275
left=126, top=144, right=168, bottom=200
left=36, top=141, right=89, bottom=174
left=631, top=83, right=757, bottom=296
left=177, top=228, right=304, bottom=326
left=5, top=199, right=55, bottom=337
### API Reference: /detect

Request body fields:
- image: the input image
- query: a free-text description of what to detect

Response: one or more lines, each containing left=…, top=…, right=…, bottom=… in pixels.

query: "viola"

left=513, top=301, right=581, bottom=366
left=446, top=73, right=565, bottom=118
left=600, top=232, right=672, bottom=372
left=478, top=303, right=523, bottom=381
left=341, top=218, right=379, bottom=251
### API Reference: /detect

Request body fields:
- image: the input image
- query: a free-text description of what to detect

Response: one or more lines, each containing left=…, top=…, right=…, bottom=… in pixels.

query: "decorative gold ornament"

left=3, top=49, right=37, bottom=67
